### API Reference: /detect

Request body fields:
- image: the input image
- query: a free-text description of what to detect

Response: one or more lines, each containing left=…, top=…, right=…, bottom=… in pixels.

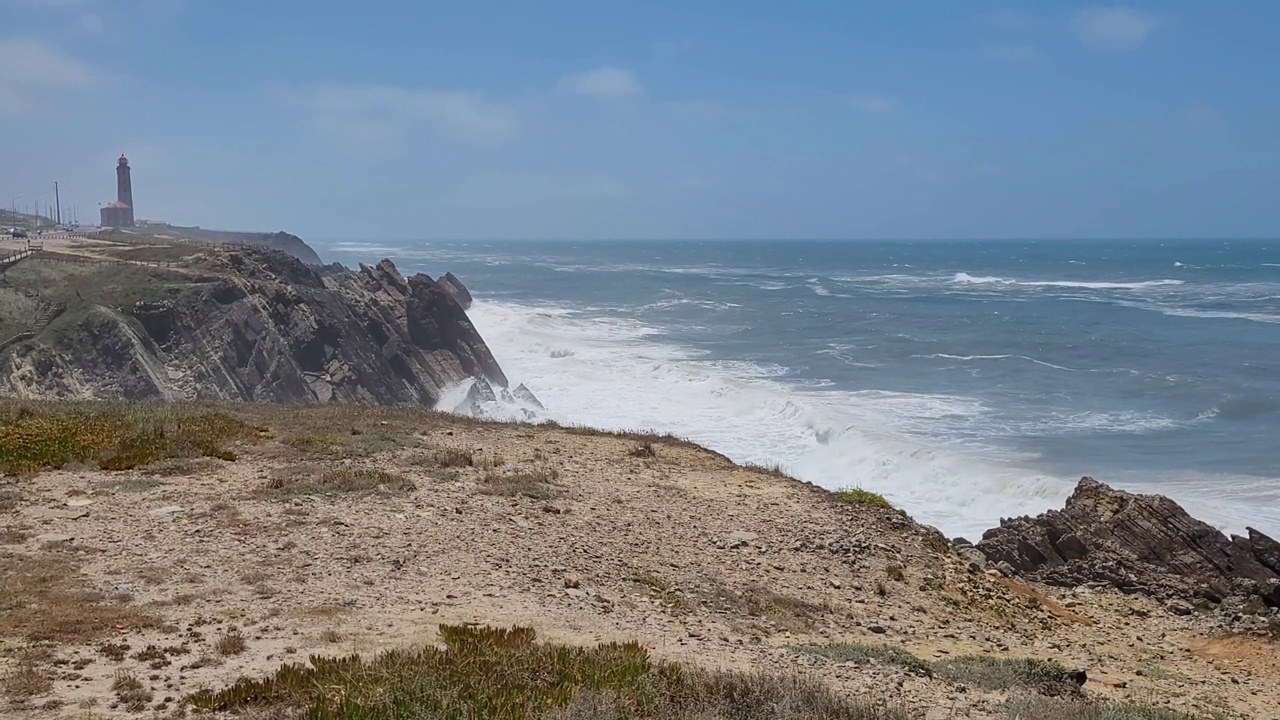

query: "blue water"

left=318, top=239, right=1280, bottom=538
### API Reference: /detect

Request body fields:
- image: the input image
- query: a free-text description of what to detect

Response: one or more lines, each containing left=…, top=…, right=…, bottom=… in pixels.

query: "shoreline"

left=457, top=296, right=1280, bottom=540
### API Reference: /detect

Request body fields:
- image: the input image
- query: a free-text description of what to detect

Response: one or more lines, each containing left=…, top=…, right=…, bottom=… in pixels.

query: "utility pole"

left=55, top=182, right=62, bottom=226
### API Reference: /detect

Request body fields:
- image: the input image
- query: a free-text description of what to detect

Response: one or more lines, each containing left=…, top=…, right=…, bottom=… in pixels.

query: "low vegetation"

left=999, top=695, right=1210, bottom=720
left=191, top=624, right=907, bottom=720
left=261, top=465, right=415, bottom=496
left=0, top=402, right=262, bottom=476
left=797, top=642, right=933, bottom=677
left=479, top=467, right=562, bottom=500
left=834, top=487, right=894, bottom=509
left=0, top=551, right=157, bottom=642
left=931, top=655, right=1083, bottom=697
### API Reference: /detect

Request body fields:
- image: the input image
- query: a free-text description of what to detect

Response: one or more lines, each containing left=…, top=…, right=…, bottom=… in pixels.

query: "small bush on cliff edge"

left=834, top=486, right=894, bottom=510
left=190, top=624, right=907, bottom=720
left=0, top=403, right=263, bottom=476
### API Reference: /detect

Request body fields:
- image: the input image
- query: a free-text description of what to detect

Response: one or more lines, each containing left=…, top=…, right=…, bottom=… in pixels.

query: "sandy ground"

left=1, top=411, right=1277, bottom=718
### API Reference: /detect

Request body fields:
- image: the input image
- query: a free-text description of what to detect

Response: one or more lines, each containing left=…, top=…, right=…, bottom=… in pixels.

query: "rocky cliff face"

left=977, top=477, right=1280, bottom=613
left=0, top=247, right=505, bottom=406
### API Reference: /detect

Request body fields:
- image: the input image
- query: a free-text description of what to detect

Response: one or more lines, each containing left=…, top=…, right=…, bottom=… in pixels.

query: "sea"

left=315, top=239, right=1280, bottom=540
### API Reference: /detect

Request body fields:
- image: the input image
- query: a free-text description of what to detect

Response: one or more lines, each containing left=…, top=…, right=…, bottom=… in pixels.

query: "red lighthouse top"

left=118, top=155, right=129, bottom=167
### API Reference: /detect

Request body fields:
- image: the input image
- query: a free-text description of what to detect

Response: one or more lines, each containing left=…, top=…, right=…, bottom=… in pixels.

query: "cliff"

left=158, top=226, right=323, bottom=265
left=0, top=243, right=504, bottom=405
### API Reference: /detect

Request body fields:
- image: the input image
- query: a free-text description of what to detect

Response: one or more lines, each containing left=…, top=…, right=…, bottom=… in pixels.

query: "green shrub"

left=0, top=405, right=260, bottom=476
left=191, top=624, right=906, bottom=720
left=833, top=487, right=893, bottom=509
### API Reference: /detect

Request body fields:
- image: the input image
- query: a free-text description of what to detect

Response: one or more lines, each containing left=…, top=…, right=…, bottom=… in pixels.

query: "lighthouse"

left=99, top=154, right=135, bottom=227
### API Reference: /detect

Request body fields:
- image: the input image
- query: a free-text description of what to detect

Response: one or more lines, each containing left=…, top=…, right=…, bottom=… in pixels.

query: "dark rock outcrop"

left=0, top=247, right=503, bottom=406
left=437, top=272, right=473, bottom=310
left=977, top=477, right=1280, bottom=609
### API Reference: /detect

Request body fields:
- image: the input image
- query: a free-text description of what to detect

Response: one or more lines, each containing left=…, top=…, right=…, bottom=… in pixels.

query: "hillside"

left=1, top=401, right=1276, bottom=719
left=0, top=231, right=503, bottom=404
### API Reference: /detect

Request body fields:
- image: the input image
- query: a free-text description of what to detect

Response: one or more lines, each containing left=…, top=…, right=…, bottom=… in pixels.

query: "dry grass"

left=629, top=571, right=693, bottom=614
left=1000, top=695, right=1209, bottom=719
left=479, top=467, right=562, bottom=500
left=1, top=657, right=54, bottom=701
left=705, top=581, right=825, bottom=634
left=885, top=563, right=906, bottom=582
left=260, top=465, right=415, bottom=496
left=628, top=441, right=657, bottom=458
left=190, top=624, right=906, bottom=720
left=0, top=551, right=158, bottom=642
left=798, top=642, right=933, bottom=676
left=932, top=655, right=1083, bottom=697
left=111, top=670, right=152, bottom=712
left=432, top=447, right=474, bottom=468
left=215, top=630, right=248, bottom=656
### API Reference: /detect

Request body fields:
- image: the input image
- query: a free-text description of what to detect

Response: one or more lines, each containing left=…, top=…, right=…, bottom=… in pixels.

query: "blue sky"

left=2, top=1, right=1278, bottom=240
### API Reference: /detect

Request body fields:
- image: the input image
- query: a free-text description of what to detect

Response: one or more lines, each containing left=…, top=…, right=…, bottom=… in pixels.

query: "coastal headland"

left=0, top=227, right=1277, bottom=719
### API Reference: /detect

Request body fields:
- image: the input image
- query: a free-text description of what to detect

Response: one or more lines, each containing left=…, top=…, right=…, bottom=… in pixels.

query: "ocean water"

left=317, top=239, right=1280, bottom=539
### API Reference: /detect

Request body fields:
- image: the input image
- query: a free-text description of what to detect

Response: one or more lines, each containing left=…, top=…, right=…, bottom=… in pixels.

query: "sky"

left=1, top=1, right=1278, bottom=241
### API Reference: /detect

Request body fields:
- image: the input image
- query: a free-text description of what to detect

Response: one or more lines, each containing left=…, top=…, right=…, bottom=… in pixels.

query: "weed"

left=319, top=629, right=343, bottom=643
left=798, top=642, right=933, bottom=677
left=933, top=655, right=1083, bottom=697
left=111, top=670, right=152, bottom=712
left=1000, top=695, right=1208, bottom=719
left=260, top=465, right=414, bottom=496
left=0, top=525, right=30, bottom=544
left=214, top=630, right=247, bottom=656
left=191, top=624, right=907, bottom=719
left=834, top=487, right=894, bottom=509
left=629, top=572, right=692, bottom=614
left=705, top=581, right=824, bottom=634
left=885, top=564, right=906, bottom=582
left=1, top=658, right=53, bottom=700
left=1, top=553, right=157, bottom=642
left=432, top=447, right=474, bottom=468
left=479, top=467, right=562, bottom=500
left=629, top=442, right=657, bottom=458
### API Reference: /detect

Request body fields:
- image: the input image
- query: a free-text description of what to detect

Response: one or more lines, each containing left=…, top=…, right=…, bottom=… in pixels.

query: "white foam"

left=952, top=272, right=1185, bottom=291
left=465, top=299, right=1086, bottom=538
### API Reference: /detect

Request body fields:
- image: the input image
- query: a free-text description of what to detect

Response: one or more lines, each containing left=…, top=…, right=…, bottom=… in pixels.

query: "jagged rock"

left=977, top=477, right=1280, bottom=608
left=1249, top=527, right=1280, bottom=574
left=437, top=272, right=473, bottom=310
left=513, top=383, right=544, bottom=409
left=1, top=249, right=505, bottom=406
left=725, top=531, right=759, bottom=549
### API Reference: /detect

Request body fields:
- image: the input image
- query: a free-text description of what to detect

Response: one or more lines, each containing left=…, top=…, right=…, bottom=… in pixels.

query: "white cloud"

left=0, top=38, right=98, bottom=117
left=556, top=66, right=642, bottom=98
left=847, top=95, right=900, bottom=114
left=289, top=84, right=517, bottom=145
left=981, top=42, right=1041, bottom=61
left=1074, top=7, right=1159, bottom=48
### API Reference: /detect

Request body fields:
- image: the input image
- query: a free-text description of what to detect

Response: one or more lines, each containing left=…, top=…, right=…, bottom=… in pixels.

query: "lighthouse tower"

left=100, top=154, right=135, bottom=227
